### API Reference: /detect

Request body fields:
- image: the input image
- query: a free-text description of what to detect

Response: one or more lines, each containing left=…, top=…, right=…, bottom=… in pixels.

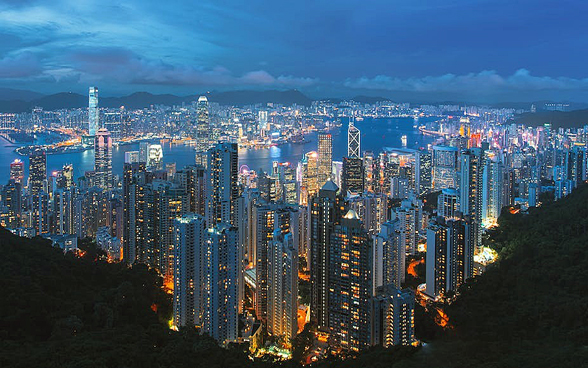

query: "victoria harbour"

left=0, top=117, right=439, bottom=183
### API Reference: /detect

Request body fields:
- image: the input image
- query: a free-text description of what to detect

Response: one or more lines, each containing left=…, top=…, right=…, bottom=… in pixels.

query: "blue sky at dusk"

left=0, top=0, right=587, bottom=102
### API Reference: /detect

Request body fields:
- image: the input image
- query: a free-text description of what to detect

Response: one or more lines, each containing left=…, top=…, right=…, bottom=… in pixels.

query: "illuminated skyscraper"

left=10, top=159, right=24, bottom=185
left=94, top=128, right=112, bottom=190
left=432, top=146, right=458, bottom=191
left=460, top=148, right=484, bottom=249
left=122, top=160, right=149, bottom=265
left=371, top=286, right=415, bottom=347
left=317, top=134, right=332, bottom=187
left=147, top=144, right=164, bottom=171
left=206, top=142, right=239, bottom=227
left=310, top=180, right=346, bottom=330
left=88, top=87, right=99, bottom=136
left=301, top=151, right=319, bottom=204
left=196, top=96, right=210, bottom=152
left=373, top=220, right=404, bottom=291
left=342, top=157, right=364, bottom=195
left=29, top=149, right=47, bottom=196
left=348, top=119, right=361, bottom=158
left=259, top=110, right=268, bottom=135
left=328, top=209, right=372, bottom=351
left=437, top=188, right=459, bottom=219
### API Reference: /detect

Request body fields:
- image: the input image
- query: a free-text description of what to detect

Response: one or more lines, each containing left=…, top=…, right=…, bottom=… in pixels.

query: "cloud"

left=344, top=69, right=588, bottom=94
left=61, top=47, right=318, bottom=88
left=0, top=52, right=43, bottom=78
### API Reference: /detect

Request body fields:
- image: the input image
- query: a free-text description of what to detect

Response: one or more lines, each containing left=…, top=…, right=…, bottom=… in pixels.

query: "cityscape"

left=0, top=1, right=586, bottom=367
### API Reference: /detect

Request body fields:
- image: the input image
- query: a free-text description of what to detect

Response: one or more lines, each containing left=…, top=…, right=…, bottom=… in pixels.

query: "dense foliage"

left=2, top=184, right=588, bottom=367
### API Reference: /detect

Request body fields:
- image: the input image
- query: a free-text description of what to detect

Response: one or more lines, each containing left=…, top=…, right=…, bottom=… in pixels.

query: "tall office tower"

left=425, top=216, right=472, bottom=299
left=259, top=110, right=268, bottom=135
left=88, top=87, right=99, bottom=136
left=347, top=192, right=388, bottom=234
left=252, top=202, right=298, bottom=323
left=150, top=181, right=189, bottom=282
left=122, top=160, right=150, bottom=265
left=166, top=163, right=176, bottom=180
left=173, top=214, right=207, bottom=329
left=94, top=128, right=113, bottom=190
left=310, top=180, right=346, bottom=330
left=371, top=286, right=415, bottom=347
left=341, top=157, right=364, bottom=195
left=301, top=151, right=319, bottom=204
left=418, top=150, right=432, bottom=195
left=501, top=169, right=515, bottom=208
left=432, top=145, right=459, bottom=190
left=377, top=148, right=420, bottom=195
left=175, top=165, right=206, bottom=216
left=317, top=134, right=332, bottom=187
left=437, top=188, right=459, bottom=219
left=482, top=158, right=503, bottom=226
left=10, top=159, right=24, bottom=185
left=348, top=119, right=361, bottom=158
left=460, top=148, right=484, bottom=250
left=147, top=144, right=164, bottom=171
left=328, top=209, right=372, bottom=352
left=373, top=220, right=404, bottom=291
left=53, top=188, right=75, bottom=235
left=139, top=142, right=149, bottom=163
left=205, top=224, right=239, bottom=344
left=32, top=192, right=49, bottom=235
left=267, top=231, right=298, bottom=341
left=364, top=151, right=375, bottom=192
left=196, top=96, right=210, bottom=152
left=58, top=164, right=74, bottom=189
left=29, top=149, right=47, bottom=196
left=2, top=180, right=22, bottom=229
left=275, top=162, right=298, bottom=204
left=206, top=142, right=239, bottom=227
left=390, top=197, right=422, bottom=255
left=565, top=146, right=586, bottom=187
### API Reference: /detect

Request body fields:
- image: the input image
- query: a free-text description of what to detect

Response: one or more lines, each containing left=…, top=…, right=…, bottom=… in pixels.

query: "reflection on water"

left=0, top=117, right=438, bottom=183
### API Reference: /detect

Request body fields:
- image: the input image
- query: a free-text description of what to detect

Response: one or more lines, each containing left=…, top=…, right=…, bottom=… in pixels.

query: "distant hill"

left=0, top=89, right=314, bottom=112
left=515, top=109, right=588, bottom=128
left=0, top=88, right=44, bottom=102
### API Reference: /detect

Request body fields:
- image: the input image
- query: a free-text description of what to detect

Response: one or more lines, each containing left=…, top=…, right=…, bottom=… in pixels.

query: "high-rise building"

left=122, top=160, right=150, bottom=265
left=432, top=146, right=459, bottom=190
left=2, top=180, right=22, bottom=229
left=425, top=216, right=472, bottom=299
left=373, top=220, right=405, bottom=291
left=317, top=134, right=332, bottom=187
left=206, top=142, right=239, bottom=227
left=460, top=148, right=484, bottom=249
left=147, top=144, right=164, bottom=171
left=175, top=165, right=206, bottom=216
left=418, top=150, right=432, bottom=195
left=342, top=157, right=364, bottom=195
left=371, top=285, right=415, bottom=347
left=348, top=120, right=361, bottom=158
left=482, top=158, right=503, bottom=227
left=196, top=96, right=210, bottom=153
left=267, top=231, right=298, bottom=341
left=10, top=159, right=24, bottom=185
left=437, top=188, right=459, bottom=219
left=173, top=213, right=207, bottom=328
left=301, top=151, right=319, bottom=204
left=94, top=128, right=112, bottom=190
left=259, top=110, right=269, bottom=134
left=310, top=180, right=346, bottom=330
left=29, top=149, right=47, bottom=196
left=88, top=87, right=99, bottom=136
left=328, top=209, right=372, bottom=351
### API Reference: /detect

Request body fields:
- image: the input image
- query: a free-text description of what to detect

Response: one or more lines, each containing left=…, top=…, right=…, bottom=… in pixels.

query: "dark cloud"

left=0, top=52, right=43, bottom=78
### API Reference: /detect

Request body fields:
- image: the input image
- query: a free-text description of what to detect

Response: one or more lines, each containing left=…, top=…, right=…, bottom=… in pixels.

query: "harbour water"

left=0, top=117, right=439, bottom=184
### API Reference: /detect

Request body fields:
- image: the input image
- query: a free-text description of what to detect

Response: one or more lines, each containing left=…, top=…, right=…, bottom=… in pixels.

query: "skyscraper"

left=147, top=144, right=164, bottom=171
left=317, top=134, right=333, bottom=187
left=373, top=220, right=405, bottom=291
left=88, top=87, right=99, bottom=136
left=310, top=180, right=346, bottom=331
left=10, top=159, right=24, bottom=185
left=328, top=209, right=372, bottom=351
left=437, top=188, right=459, bottom=219
left=206, top=142, right=239, bottom=227
left=122, top=160, right=150, bottom=265
left=341, top=157, right=364, bottom=195
left=196, top=96, right=210, bottom=153
left=348, top=119, right=361, bottom=159
left=432, top=145, right=459, bottom=190
left=94, top=128, right=112, bottom=190
left=460, top=148, right=484, bottom=249
left=371, top=286, right=415, bottom=347
left=29, top=149, right=46, bottom=196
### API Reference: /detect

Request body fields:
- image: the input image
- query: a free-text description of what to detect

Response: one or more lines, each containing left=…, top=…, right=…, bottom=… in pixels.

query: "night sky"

left=0, top=0, right=587, bottom=102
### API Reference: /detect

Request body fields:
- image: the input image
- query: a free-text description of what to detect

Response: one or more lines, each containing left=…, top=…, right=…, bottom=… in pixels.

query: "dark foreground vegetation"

left=2, top=185, right=588, bottom=367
